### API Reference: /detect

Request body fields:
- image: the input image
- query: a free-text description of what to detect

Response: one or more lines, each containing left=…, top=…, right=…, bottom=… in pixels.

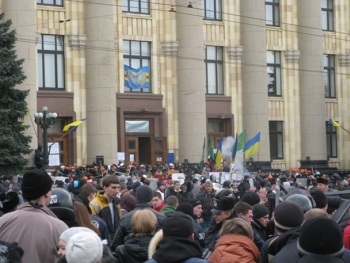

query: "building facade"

left=1, top=0, right=350, bottom=171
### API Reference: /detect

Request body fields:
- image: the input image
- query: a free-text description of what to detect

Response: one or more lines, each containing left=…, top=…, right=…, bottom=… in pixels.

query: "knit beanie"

left=59, top=227, right=95, bottom=243
left=310, top=189, right=328, bottom=209
left=162, top=211, right=193, bottom=238
left=0, top=241, right=24, bottom=263
left=297, top=217, right=344, bottom=256
left=176, top=202, right=194, bottom=218
left=274, top=201, right=304, bottom=231
left=253, top=204, right=269, bottom=220
left=136, top=185, right=153, bottom=203
left=21, top=168, right=53, bottom=200
left=286, top=194, right=312, bottom=213
left=65, top=232, right=103, bottom=263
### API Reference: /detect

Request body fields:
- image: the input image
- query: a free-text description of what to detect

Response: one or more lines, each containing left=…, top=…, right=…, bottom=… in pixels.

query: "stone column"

left=176, top=1, right=207, bottom=163
left=84, top=0, right=117, bottom=165
left=297, top=0, right=327, bottom=161
left=240, top=0, right=270, bottom=162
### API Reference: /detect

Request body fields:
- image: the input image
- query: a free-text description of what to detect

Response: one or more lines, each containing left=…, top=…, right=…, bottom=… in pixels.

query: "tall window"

left=37, top=0, right=63, bottom=6
left=324, top=54, right=336, bottom=98
left=265, top=0, right=280, bottom=26
left=122, top=0, right=150, bottom=14
left=123, top=40, right=151, bottom=93
left=267, top=51, right=281, bottom=96
left=321, top=0, right=334, bottom=31
left=204, top=0, right=222, bottom=20
left=37, top=35, right=65, bottom=89
left=326, top=121, right=337, bottom=158
left=269, top=121, right=284, bottom=159
left=205, top=46, right=224, bottom=94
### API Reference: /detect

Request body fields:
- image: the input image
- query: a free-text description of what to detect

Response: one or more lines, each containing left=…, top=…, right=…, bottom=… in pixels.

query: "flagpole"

left=47, top=131, right=72, bottom=155
left=340, top=125, right=350, bottom=135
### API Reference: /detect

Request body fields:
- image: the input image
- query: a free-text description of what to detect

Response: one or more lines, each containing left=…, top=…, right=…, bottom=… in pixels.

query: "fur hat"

left=309, top=189, right=328, bottom=209
left=21, top=168, right=53, bottom=200
left=176, top=202, right=194, bottom=218
left=274, top=201, right=304, bottom=231
left=316, top=177, right=329, bottom=185
left=298, top=217, right=344, bottom=256
left=162, top=211, right=193, bottom=238
left=211, top=196, right=235, bottom=214
left=188, top=198, right=202, bottom=208
left=253, top=204, right=269, bottom=220
left=135, top=185, right=153, bottom=203
left=65, top=231, right=103, bottom=263
left=286, top=194, right=312, bottom=213
left=0, top=241, right=24, bottom=263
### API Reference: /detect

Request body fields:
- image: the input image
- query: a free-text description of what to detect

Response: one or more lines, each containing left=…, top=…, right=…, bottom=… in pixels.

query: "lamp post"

left=34, top=106, right=57, bottom=167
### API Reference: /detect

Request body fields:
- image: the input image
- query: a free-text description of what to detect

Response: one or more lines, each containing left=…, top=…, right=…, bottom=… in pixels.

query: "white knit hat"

left=59, top=227, right=95, bottom=243
left=65, top=231, right=103, bottom=263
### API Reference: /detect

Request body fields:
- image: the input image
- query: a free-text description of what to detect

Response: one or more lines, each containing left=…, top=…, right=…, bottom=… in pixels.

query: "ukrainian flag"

left=244, top=132, right=261, bottom=160
left=62, top=118, right=87, bottom=132
left=124, top=65, right=150, bottom=89
left=328, top=118, right=340, bottom=127
left=215, top=138, right=223, bottom=169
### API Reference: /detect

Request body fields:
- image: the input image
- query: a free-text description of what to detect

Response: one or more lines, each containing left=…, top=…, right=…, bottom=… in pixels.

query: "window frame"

left=123, top=40, right=151, bottom=93
left=37, top=34, right=65, bottom=90
left=203, top=0, right=222, bottom=21
left=265, top=0, right=280, bottom=26
left=267, top=50, right=282, bottom=97
left=324, top=54, right=336, bottom=98
left=36, top=0, right=63, bottom=6
left=122, top=0, right=150, bottom=14
left=205, top=46, right=224, bottom=95
left=321, top=0, right=334, bottom=31
left=269, top=121, right=284, bottom=160
left=326, top=121, right=337, bottom=158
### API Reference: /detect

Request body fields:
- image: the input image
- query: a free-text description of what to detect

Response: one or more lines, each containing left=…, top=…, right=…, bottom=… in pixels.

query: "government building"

left=1, top=0, right=349, bottom=172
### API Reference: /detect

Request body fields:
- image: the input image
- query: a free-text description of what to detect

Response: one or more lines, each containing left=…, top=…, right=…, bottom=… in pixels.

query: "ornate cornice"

left=226, top=46, right=243, bottom=60
left=67, top=34, right=87, bottom=49
left=161, top=41, right=179, bottom=56
left=284, top=50, right=300, bottom=63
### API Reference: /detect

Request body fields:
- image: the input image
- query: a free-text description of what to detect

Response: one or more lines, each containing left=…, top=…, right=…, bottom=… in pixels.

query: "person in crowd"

left=90, top=175, right=122, bottom=239
left=114, top=209, right=157, bottom=262
left=111, top=185, right=165, bottom=250
left=252, top=203, right=270, bottom=241
left=208, top=218, right=259, bottom=263
left=145, top=211, right=208, bottom=263
left=65, top=231, right=104, bottom=263
left=57, top=227, right=96, bottom=258
left=0, top=168, right=68, bottom=263
left=0, top=191, right=19, bottom=216
left=286, top=194, right=313, bottom=213
left=34, top=144, right=43, bottom=169
left=316, top=177, right=334, bottom=192
left=120, top=189, right=137, bottom=216
left=298, top=217, right=344, bottom=263
left=189, top=198, right=204, bottom=225
left=260, top=200, right=305, bottom=263
left=203, top=196, right=236, bottom=258
left=0, top=240, right=24, bottom=263
left=160, top=195, right=179, bottom=215
left=74, top=201, right=100, bottom=236
left=165, top=180, right=185, bottom=203
left=155, top=180, right=166, bottom=200
left=176, top=202, right=206, bottom=248
left=152, top=191, right=165, bottom=212
left=238, top=175, right=252, bottom=199
left=197, top=180, right=216, bottom=230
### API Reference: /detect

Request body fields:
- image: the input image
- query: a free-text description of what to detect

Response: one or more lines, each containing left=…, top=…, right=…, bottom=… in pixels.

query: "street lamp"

left=34, top=106, right=57, bottom=167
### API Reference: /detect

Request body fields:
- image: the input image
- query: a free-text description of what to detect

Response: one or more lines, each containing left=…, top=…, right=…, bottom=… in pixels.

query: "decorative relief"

left=338, top=54, right=350, bottom=67
left=67, top=34, right=87, bottom=49
left=161, top=41, right=179, bottom=56
left=284, top=50, right=300, bottom=63
left=226, top=46, right=243, bottom=60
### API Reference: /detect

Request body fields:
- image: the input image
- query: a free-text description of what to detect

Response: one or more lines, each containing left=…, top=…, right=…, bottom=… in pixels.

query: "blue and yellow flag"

left=215, top=138, right=223, bottom=169
left=62, top=117, right=87, bottom=132
left=124, top=65, right=150, bottom=89
left=244, top=132, right=261, bottom=159
left=328, top=118, right=340, bottom=127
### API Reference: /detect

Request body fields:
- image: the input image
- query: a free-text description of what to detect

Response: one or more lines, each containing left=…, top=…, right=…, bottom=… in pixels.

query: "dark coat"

left=114, top=234, right=152, bottom=263
left=110, top=203, right=165, bottom=250
left=197, top=189, right=216, bottom=221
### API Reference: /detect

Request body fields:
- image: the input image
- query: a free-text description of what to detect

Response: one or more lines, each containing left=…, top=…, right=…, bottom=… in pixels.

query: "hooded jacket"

left=209, top=234, right=259, bottom=263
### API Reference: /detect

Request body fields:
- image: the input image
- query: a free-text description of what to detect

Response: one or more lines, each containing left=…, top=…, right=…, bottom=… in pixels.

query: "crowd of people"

left=0, top=161, right=350, bottom=262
